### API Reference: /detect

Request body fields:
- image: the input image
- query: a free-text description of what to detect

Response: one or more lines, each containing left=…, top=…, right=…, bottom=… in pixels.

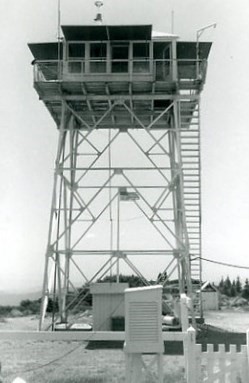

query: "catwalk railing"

left=33, top=58, right=207, bottom=83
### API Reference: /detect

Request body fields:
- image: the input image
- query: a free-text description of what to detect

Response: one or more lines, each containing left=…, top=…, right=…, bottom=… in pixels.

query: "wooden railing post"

left=180, top=293, right=189, bottom=331
left=186, top=326, right=196, bottom=383
left=246, top=329, right=249, bottom=380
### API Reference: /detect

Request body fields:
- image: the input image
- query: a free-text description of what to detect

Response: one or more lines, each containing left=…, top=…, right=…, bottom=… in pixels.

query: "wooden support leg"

left=157, top=353, right=163, bottom=383
left=125, top=353, right=143, bottom=383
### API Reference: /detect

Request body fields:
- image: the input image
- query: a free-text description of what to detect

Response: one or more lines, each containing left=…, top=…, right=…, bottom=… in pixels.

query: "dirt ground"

left=1, top=309, right=249, bottom=332
left=204, top=309, right=249, bottom=332
left=0, top=310, right=248, bottom=382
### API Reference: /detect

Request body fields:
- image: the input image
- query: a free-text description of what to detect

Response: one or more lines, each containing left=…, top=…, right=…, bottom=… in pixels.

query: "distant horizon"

left=1, top=273, right=246, bottom=296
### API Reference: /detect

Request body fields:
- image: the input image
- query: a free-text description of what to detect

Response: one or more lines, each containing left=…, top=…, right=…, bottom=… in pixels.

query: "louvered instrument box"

left=124, top=285, right=163, bottom=353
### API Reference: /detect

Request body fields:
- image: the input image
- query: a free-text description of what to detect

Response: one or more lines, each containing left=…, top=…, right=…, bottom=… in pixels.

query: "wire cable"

left=192, top=256, right=249, bottom=270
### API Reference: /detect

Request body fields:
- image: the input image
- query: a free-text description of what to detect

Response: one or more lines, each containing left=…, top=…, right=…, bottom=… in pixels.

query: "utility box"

left=90, top=283, right=128, bottom=331
left=124, top=285, right=163, bottom=354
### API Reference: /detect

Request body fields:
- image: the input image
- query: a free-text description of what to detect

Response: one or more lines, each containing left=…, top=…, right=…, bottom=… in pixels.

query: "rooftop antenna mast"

left=94, top=0, right=104, bottom=24
left=57, top=0, right=61, bottom=40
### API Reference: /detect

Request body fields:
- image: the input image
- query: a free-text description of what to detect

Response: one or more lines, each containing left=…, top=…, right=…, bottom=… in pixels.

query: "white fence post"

left=186, top=326, right=197, bottom=383
left=180, top=294, right=189, bottom=331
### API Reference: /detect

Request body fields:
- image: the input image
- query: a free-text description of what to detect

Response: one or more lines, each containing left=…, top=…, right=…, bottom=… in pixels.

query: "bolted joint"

left=56, top=166, right=63, bottom=175
left=70, top=182, right=78, bottom=191
left=47, top=245, right=55, bottom=257
left=65, top=250, right=73, bottom=258
left=168, top=182, right=176, bottom=192
left=113, top=251, right=125, bottom=259
left=114, top=168, right=123, bottom=175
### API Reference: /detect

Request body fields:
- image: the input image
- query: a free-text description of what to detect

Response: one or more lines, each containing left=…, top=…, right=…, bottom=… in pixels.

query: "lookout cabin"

left=28, top=25, right=212, bottom=128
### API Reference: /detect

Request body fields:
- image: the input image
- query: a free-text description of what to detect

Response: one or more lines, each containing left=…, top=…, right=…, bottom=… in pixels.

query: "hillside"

left=0, top=290, right=41, bottom=306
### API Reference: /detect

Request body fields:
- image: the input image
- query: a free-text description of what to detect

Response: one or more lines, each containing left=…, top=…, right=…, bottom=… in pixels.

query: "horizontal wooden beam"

left=39, top=94, right=199, bottom=102
left=0, top=330, right=186, bottom=342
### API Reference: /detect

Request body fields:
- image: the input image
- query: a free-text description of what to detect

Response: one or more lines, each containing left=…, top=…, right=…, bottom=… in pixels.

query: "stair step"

left=180, top=133, right=199, bottom=137
left=180, top=143, right=200, bottom=146
left=183, top=175, right=200, bottom=178
left=182, top=154, right=199, bottom=159
left=181, top=151, right=200, bottom=154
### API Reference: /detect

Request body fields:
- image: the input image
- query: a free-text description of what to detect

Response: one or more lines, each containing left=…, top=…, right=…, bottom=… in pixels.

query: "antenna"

left=57, top=0, right=62, bottom=78
left=57, top=0, right=61, bottom=40
left=171, top=10, right=175, bottom=34
left=94, top=0, right=104, bottom=24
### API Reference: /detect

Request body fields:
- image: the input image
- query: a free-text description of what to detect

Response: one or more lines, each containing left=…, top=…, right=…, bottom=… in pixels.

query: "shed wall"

left=202, top=291, right=219, bottom=311
left=91, top=283, right=128, bottom=331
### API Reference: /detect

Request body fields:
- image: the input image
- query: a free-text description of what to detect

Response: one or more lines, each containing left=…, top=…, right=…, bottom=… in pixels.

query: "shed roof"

left=201, top=281, right=218, bottom=292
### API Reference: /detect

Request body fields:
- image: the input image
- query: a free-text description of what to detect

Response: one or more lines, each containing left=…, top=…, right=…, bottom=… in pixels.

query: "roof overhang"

left=61, top=25, right=152, bottom=41
left=28, top=42, right=63, bottom=60
left=177, top=41, right=212, bottom=60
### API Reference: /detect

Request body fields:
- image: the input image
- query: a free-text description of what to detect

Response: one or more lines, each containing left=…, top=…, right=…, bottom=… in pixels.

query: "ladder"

left=180, top=100, right=202, bottom=317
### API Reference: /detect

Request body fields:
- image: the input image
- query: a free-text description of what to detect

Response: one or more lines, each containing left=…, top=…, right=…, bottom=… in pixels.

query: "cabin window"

left=153, top=42, right=171, bottom=80
left=90, top=43, right=107, bottom=73
left=67, top=43, right=85, bottom=73
left=111, top=44, right=129, bottom=73
left=133, top=42, right=150, bottom=73
left=68, top=43, right=85, bottom=58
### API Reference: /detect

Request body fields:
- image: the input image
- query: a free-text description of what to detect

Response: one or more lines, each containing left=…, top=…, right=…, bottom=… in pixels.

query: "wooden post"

left=180, top=293, right=189, bottom=331
left=157, top=353, right=163, bottom=383
left=246, top=329, right=249, bottom=380
left=125, top=353, right=143, bottom=383
left=181, top=293, right=190, bottom=379
left=186, top=326, right=196, bottom=383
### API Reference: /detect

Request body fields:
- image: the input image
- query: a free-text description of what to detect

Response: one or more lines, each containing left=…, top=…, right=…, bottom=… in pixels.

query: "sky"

left=0, top=0, right=249, bottom=293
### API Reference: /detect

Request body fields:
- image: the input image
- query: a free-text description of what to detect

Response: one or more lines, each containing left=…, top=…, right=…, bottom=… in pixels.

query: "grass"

left=0, top=340, right=185, bottom=383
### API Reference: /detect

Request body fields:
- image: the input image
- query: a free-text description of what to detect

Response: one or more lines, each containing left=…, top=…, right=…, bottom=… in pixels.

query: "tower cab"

left=29, top=24, right=212, bottom=94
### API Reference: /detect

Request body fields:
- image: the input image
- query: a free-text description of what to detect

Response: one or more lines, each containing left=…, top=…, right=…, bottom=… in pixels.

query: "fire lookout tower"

left=28, top=24, right=212, bottom=329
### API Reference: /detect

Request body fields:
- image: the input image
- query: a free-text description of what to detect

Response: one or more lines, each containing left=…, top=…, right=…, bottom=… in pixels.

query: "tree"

left=97, top=274, right=146, bottom=287
left=230, top=280, right=236, bottom=297
left=218, top=276, right=225, bottom=294
left=242, top=278, right=249, bottom=300
left=223, top=276, right=232, bottom=296
left=235, top=276, right=242, bottom=294
left=19, top=299, right=40, bottom=314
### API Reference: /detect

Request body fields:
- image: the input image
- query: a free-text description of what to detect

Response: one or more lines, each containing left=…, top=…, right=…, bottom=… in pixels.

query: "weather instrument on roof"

left=94, top=0, right=103, bottom=23
left=28, top=24, right=212, bottom=330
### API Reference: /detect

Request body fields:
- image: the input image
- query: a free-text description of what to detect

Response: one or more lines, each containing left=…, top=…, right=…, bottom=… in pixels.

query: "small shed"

left=201, top=281, right=219, bottom=311
left=90, top=283, right=128, bottom=331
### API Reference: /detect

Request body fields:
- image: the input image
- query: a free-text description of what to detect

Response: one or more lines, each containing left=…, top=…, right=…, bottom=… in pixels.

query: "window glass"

left=133, top=43, right=150, bottom=58
left=90, top=43, right=107, bottom=58
left=111, top=45, right=129, bottom=73
left=112, top=45, right=129, bottom=60
left=68, top=43, right=85, bottom=58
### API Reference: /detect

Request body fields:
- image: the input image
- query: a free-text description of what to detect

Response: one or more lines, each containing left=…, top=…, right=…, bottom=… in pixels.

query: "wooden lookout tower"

left=28, top=24, right=212, bottom=329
